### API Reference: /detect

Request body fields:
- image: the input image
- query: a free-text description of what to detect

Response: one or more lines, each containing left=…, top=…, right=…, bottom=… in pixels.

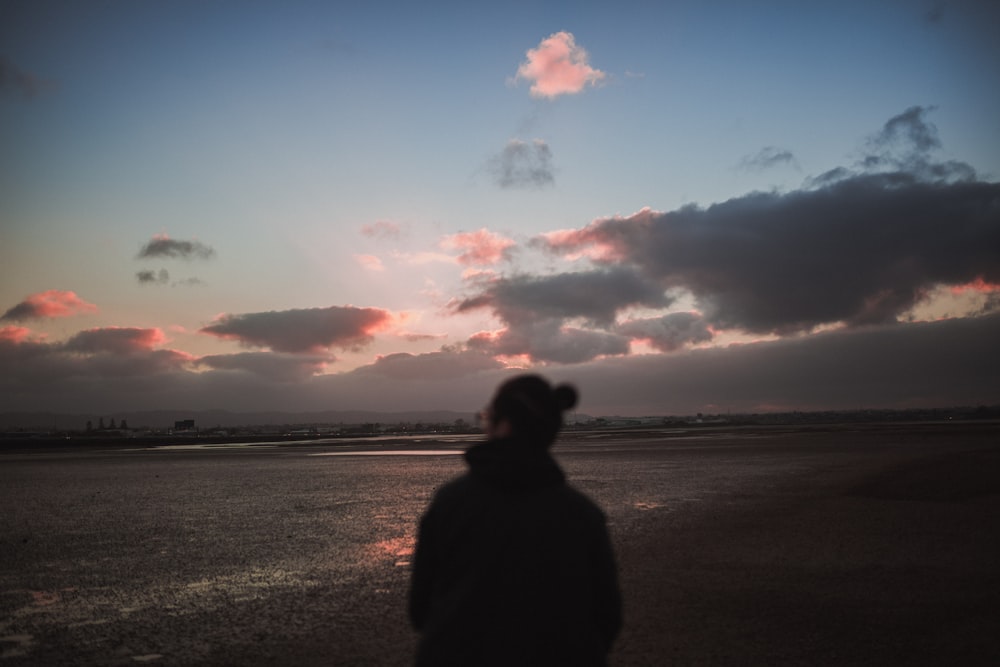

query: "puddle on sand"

left=370, top=536, right=415, bottom=567
left=633, top=501, right=664, bottom=511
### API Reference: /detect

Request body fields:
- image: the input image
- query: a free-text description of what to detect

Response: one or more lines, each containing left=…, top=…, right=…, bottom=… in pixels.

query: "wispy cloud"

left=1, top=290, right=98, bottom=322
left=489, top=139, right=555, bottom=189
left=513, top=32, right=606, bottom=99
left=136, top=269, right=170, bottom=285
left=738, top=146, right=799, bottom=172
left=360, top=220, right=405, bottom=240
left=355, top=254, right=386, bottom=272
left=200, top=306, right=394, bottom=354
left=137, top=234, right=216, bottom=260
left=440, top=229, right=516, bottom=266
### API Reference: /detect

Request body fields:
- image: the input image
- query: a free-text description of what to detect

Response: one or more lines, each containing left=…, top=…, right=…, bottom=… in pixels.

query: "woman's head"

left=485, top=374, right=578, bottom=446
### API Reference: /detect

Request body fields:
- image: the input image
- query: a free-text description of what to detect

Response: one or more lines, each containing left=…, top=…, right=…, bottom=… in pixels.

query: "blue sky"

left=2, top=0, right=999, bottom=417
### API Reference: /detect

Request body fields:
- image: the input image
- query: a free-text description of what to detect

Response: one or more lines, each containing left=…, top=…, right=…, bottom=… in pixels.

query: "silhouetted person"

left=409, top=375, right=621, bottom=666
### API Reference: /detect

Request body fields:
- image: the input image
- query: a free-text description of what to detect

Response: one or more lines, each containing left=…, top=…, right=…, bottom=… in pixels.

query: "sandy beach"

left=2, top=422, right=998, bottom=665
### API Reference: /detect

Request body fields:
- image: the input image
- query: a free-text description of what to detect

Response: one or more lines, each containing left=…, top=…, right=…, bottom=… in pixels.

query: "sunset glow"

left=2, top=2, right=998, bottom=416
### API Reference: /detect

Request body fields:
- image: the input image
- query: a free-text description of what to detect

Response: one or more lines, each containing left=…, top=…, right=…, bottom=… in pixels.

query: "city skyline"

left=2, top=1, right=999, bottom=416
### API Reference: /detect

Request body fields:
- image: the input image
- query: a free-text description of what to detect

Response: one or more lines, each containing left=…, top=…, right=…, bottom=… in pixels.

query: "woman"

left=409, top=375, right=621, bottom=666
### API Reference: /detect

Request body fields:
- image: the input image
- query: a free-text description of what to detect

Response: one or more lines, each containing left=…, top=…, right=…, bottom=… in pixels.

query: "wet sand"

left=1, top=422, right=998, bottom=665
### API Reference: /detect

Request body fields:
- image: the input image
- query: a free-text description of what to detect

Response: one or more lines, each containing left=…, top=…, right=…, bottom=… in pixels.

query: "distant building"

left=174, top=419, right=196, bottom=431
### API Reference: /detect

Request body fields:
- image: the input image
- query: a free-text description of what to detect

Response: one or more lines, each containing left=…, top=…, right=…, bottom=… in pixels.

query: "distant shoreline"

left=3, top=419, right=997, bottom=452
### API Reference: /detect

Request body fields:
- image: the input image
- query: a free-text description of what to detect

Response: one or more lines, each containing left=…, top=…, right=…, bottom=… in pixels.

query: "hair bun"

left=553, top=384, right=578, bottom=412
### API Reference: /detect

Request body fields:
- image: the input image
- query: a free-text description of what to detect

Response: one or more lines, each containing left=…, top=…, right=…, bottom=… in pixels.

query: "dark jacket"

left=409, top=436, right=621, bottom=666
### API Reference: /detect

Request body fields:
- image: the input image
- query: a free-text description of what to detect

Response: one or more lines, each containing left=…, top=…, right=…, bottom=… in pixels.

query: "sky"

left=2, top=0, right=999, bottom=418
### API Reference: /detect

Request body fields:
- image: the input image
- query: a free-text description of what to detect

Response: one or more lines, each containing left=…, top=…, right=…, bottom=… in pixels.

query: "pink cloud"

left=537, top=226, right=624, bottom=262
left=515, top=32, right=606, bottom=99
left=441, top=229, right=516, bottom=266
left=1, top=290, right=98, bottom=321
left=949, top=277, right=1000, bottom=295
left=0, top=325, right=32, bottom=343
left=355, top=254, right=386, bottom=272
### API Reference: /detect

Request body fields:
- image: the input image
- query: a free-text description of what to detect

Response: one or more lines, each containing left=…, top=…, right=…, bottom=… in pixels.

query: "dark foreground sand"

left=2, top=422, right=998, bottom=665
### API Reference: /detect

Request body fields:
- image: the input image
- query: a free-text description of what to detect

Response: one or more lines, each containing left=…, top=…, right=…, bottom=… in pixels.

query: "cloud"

left=455, top=267, right=670, bottom=327
left=137, top=269, right=170, bottom=285
left=0, top=325, right=32, bottom=343
left=1, top=290, right=98, bottom=322
left=566, top=312, right=1000, bottom=415
left=2, top=314, right=997, bottom=415
left=617, top=312, right=715, bottom=351
left=440, top=229, right=516, bottom=266
left=65, top=327, right=167, bottom=354
left=353, top=346, right=503, bottom=381
left=137, top=234, right=216, bottom=260
left=738, top=146, right=799, bottom=172
left=398, top=331, right=449, bottom=343
left=0, top=57, right=50, bottom=99
left=488, top=139, right=555, bottom=189
left=453, top=268, right=671, bottom=363
left=360, top=220, right=404, bottom=240
left=538, top=174, right=1000, bottom=334
left=469, top=321, right=631, bottom=364
left=0, top=327, right=192, bottom=390
left=200, top=305, right=393, bottom=353
left=514, top=31, right=606, bottom=99
left=195, top=352, right=331, bottom=381
left=869, top=105, right=941, bottom=156
left=355, top=254, right=385, bottom=271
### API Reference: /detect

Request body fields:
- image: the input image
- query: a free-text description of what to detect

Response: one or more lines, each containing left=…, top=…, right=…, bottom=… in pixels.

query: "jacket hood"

left=464, top=436, right=566, bottom=490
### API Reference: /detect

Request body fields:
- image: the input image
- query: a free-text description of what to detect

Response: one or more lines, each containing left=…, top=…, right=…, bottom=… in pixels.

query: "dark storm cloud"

left=136, top=269, right=170, bottom=285
left=199, top=306, right=392, bottom=353
left=195, top=352, right=330, bottom=382
left=539, top=174, right=1000, bottom=334
left=0, top=57, right=50, bottom=99
left=616, top=312, right=714, bottom=352
left=738, top=146, right=798, bottom=172
left=455, top=267, right=670, bottom=327
left=137, top=235, right=216, bottom=261
left=488, top=139, right=555, bottom=189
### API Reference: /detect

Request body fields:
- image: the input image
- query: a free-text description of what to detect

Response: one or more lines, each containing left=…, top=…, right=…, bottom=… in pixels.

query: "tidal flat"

left=2, top=422, right=998, bottom=665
